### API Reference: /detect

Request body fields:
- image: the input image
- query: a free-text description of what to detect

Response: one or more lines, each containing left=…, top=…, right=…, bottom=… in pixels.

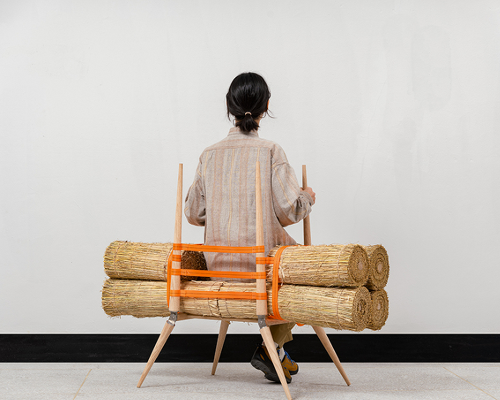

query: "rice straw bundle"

left=362, top=245, right=389, bottom=290
left=207, top=282, right=372, bottom=330
left=273, top=285, right=371, bottom=331
left=102, top=279, right=169, bottom=318
left=267, top=244, right=369, bottom=287
left=102, top=279, right=371, bottom=331
left=104, top=241, right=208, bottom=282
left=367, top=289, right=389, bottom=330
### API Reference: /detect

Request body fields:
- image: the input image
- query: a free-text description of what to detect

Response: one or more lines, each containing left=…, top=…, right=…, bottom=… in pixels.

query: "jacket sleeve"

left=271, top=160, right=313, bottom=227
left=184, top=161, right=206, bottom=226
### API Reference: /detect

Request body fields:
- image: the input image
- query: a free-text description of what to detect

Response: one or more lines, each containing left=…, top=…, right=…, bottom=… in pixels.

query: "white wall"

left=1, top=0, right=499, bottom=334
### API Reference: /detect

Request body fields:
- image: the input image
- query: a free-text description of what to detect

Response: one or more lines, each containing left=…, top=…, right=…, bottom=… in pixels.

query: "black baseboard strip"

left=1, top=334, right=498, bottom=363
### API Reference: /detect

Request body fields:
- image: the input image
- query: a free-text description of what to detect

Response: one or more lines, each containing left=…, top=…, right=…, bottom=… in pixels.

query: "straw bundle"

left=271, top=285, right=371, bottom=331
left=102, top=279, right=168, bottom=318
left=104, top=241, right=208, bottom=281
left=367, top=289, right=389, bottom=330
left=362, top=245, right=389, bottom=290
left=102, top=279, right=371, bottom=331
left=267, top=244, right=369, bottom=287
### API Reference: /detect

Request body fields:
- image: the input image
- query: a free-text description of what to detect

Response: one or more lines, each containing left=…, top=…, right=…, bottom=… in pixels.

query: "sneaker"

left=282, top=349, right=299, bottom=375
left=250, top=345, right=292, bottom=383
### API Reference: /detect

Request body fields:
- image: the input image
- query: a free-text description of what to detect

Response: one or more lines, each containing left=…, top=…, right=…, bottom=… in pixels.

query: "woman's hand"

left=303, top=187, right=316, bottom=205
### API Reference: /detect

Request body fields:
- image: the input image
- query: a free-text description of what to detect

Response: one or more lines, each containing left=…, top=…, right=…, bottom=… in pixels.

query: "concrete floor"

left=0, top=362, right=499, bottom=399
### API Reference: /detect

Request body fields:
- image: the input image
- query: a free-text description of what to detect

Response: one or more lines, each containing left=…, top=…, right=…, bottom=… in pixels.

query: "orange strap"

left=170, top=269, right=266, bottom=280
left=170, top=290, right=267, bottom=300
left=269, top=246, right=290, bottom=320
left=167, top=244, right=292, bottom=315
left=166, top=245, right=268, bottom=304
left=173, top=243, right=265, bottom=254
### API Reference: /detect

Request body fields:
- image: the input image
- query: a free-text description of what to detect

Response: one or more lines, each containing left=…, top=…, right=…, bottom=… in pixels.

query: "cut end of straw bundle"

left=367, top=289, right=389, bottom=330
left=362, top=245, right=389, bottom=290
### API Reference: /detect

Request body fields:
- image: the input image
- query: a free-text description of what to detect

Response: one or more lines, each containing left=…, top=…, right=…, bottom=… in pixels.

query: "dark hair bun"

left=226, top=72, right=271, bottom=132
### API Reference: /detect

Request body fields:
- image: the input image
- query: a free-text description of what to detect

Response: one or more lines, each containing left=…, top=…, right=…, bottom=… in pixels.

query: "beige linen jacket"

left=184, top=127, right=313, bottom=282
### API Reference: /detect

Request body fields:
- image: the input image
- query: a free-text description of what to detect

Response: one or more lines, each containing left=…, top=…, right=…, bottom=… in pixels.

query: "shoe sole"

left=288, top=365, right=299, bottom=375
left=250, top=358, right=291, bottom=384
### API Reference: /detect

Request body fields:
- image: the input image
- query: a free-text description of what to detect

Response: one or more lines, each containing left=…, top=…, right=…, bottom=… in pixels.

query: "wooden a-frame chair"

left=136, top=163, right=351, bottom=400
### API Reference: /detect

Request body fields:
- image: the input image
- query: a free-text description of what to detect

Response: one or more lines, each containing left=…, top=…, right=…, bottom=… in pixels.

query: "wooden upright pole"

left=303, top=164, right=351, bottom=387
left=255, top=161, right=267, bottom=317
left=137, top=163, right=183, bottom=388
left=170, top=164, right=183, bottom=312
left=302, top=165, right=311, bottom=246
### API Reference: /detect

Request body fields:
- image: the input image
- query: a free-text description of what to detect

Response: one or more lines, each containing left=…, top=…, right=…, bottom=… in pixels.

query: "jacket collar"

left=228, top=126, right=259, bottom=137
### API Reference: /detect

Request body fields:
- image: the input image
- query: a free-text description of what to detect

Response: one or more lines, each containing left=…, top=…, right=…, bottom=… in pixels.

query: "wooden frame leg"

left=211, top=320, right=230, bottom=375
left=312, top=326, right=351, bottom=386
left=137, top=320, right=176, bottom=388
left=260, top=325, right=293, bottom=400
